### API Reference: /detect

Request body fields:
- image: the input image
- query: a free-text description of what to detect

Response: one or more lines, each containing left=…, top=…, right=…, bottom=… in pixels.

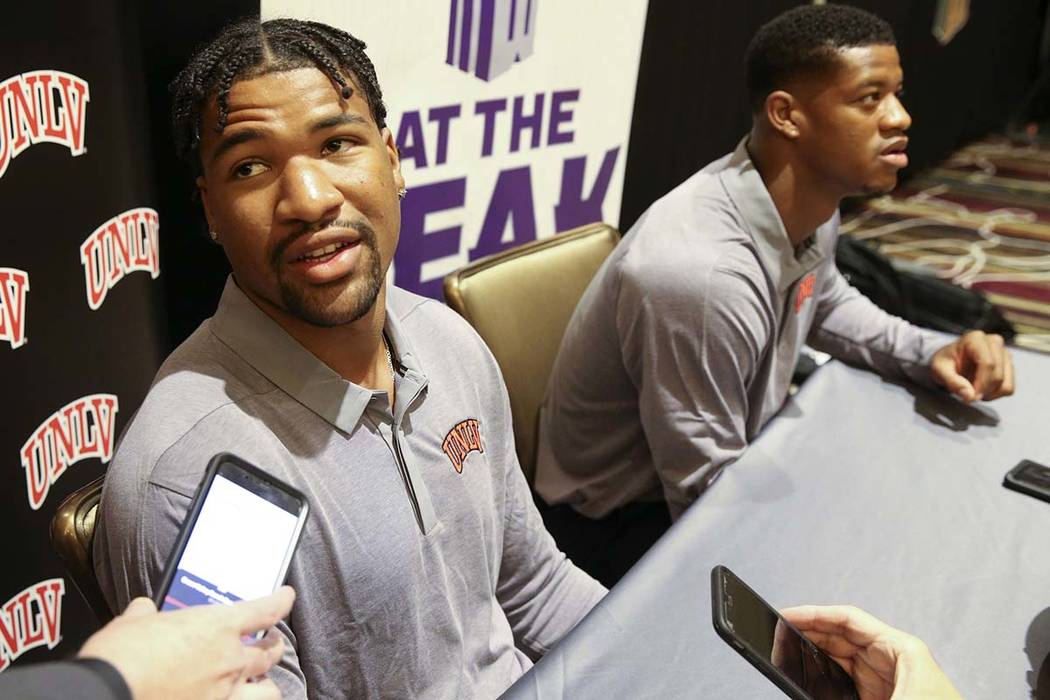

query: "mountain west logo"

left=0, top=268, right=29, bottom=349
left=447, top=0, right=537, bottom=81
left=21, top=394, right=118, bottom=510
left=442, top=418, right=484, bottom=473
left=0, top=578, right=64, bottom=673
left=80, top=207, right=160, bottom=310
left=0, top=70, right=89, bottom=181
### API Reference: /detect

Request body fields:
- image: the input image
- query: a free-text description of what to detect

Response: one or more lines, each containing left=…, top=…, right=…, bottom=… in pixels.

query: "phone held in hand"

left=1003, top=459, right=1050, bottom=504
left=711, top=565, right=859, bottom=700
left=154, top=453, right=309, bottom=616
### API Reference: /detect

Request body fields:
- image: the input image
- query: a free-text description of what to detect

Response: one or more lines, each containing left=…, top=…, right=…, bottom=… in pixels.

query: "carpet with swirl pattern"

left=843, top=135, right=1050, bottom=353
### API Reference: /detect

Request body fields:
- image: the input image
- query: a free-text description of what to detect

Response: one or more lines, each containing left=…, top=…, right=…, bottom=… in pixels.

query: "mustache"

left=270, top=218, right=377, bottom=270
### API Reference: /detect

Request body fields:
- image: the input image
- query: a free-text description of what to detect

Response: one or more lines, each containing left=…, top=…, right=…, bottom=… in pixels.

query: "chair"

left=51, top=475, right=113, bottom=624
left=443, top=222, right=621, bottom=482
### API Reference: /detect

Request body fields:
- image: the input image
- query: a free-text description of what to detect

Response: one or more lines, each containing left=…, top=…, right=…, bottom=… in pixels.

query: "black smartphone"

left=711, top=565, right=859, bottom=700
left=1004, top=459, right=1050, bottom=504
left=154, top=453, right=309, bottom=615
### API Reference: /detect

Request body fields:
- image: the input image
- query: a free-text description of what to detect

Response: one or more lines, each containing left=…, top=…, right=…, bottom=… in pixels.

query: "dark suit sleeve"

left=0, top=658, right=132, bottom=700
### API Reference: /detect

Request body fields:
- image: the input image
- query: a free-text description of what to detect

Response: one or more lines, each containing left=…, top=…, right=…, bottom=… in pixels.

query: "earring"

left=209, top=230, right=220, bottom=243
left=397, top=187, right=408, bottom=200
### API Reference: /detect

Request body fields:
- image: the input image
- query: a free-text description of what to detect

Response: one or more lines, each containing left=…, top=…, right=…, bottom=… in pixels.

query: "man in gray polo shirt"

left=92, top=17, right=604, bottom=699
left=535, top=4, right=1015, bottom=585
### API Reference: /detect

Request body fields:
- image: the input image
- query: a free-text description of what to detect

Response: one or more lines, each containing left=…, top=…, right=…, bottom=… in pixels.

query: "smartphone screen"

left=713, top=566, right=858, bottom=700
left=158, top=456, right=308, bottom=612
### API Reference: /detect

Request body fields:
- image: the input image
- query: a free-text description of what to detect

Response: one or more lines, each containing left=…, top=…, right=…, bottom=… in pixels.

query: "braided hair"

left=170, top=16, right=387, bottom=172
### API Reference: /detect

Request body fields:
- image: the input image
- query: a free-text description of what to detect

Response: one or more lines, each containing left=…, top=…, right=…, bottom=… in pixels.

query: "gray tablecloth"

left=504, top=350, right=1050, bottom=699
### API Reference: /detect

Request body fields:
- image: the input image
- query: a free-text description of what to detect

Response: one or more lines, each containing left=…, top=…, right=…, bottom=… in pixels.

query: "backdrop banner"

left=0, top=2, right=166, bottom=669
left=262, top=0, right=649, bottom=298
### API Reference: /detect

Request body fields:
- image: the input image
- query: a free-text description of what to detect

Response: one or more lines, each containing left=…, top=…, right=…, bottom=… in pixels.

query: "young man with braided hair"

left=93, top=16, right=605, bottom=698
left=535, top=4, right=1016, bottom=585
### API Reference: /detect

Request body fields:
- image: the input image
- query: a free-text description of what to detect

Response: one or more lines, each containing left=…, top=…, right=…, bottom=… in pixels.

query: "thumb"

left=229, top=586, right=295, bottom=636
left=933, top=358, right=976, bottom=402
left=119, top=597, right=158, bottom=620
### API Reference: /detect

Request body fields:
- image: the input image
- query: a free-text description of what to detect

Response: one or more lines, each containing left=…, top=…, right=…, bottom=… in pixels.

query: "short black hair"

left=745, top=4, right=896, bottom=111
left=170, top=16, right=387, bottom=172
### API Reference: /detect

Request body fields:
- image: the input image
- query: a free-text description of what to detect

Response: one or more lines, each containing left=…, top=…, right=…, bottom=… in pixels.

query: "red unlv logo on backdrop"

left=0, top=71, right=89, bottom=181
left=0, top=578, right=64, bottom=673
left=80, top=208, right=160, bottom=310
left=20, top=394, right=118, bottom=510
left=0, top=268, right=28, bottom=349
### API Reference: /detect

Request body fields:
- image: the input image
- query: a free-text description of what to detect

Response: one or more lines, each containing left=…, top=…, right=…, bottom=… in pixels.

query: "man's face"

left=793, top=44, right=911, bottom=197
left=197, top=67, right=404, bottom=327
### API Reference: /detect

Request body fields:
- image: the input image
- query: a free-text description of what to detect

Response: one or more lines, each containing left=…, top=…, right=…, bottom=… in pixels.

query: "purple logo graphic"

left=447, top=0, right=537, bottom=81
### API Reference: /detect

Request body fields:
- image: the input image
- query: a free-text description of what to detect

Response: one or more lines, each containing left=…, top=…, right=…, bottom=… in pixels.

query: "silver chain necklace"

left=383, top=334, right=394, bottom=375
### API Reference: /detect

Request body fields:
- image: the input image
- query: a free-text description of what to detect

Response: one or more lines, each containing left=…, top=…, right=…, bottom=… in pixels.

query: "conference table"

left=503, top=349, right=1050, bottom=699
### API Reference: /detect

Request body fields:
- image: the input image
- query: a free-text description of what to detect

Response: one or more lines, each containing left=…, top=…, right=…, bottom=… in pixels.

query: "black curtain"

left=135, top=0, right=256, bottom=352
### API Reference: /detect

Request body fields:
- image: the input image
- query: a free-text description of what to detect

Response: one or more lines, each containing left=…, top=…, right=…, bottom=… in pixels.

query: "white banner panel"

left=261, top=0, right=648, bottom=298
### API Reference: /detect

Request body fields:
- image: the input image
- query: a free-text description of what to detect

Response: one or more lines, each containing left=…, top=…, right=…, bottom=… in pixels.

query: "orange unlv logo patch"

left=795, top=272, right=816, bottom=313
left=442, top=418, right=484, bottom=473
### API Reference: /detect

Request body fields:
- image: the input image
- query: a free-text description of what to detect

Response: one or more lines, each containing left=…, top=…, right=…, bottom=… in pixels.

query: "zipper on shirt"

left=391, top=425, right=427, bottom=533
left=383, top=369, right=436, bottom=536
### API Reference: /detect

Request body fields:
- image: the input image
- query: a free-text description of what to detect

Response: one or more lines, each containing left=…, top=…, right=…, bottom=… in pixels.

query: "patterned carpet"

left=842, top=135, right=1050, bottom=354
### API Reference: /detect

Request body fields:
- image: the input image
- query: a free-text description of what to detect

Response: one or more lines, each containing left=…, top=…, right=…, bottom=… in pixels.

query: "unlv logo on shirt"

left=0, top=70, right=89, bottom=181
left=20, top=394, right=119, bottom=510
left=0, top=579, right=64, bottom=673
left=80, top=208, right=161, bottom=310
left=442, top=418, right=484, bottom=473
left=795, top=272, right=816, bottom=313
left=0, top=268, right=29, bottom=349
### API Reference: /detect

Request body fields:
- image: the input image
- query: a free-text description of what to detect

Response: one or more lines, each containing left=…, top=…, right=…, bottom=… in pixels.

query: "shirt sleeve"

left=94, top=463, right=309, bottom=700
left=0, top=659, right=131, bottom=700
left=491, top=362, right=607, bottom=659
left=616, top=261, right=770, bottom=520
left=807, top=260, right=947, bottom=387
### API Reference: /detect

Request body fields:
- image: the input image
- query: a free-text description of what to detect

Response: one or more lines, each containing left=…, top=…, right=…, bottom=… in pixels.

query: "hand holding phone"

left=81, top=588, right=293, bottom=700
left=781, top=605, right=963, bottom=700
left=154, top=453, right=309, bottom=617
left=711, top=566, right=859, bottom=700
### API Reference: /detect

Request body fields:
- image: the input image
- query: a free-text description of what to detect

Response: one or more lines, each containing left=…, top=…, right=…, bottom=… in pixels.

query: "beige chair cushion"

left=443, top=222, right=621, bottom=481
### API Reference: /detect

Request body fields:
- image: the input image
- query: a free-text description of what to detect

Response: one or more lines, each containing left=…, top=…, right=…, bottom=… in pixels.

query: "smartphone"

left=711, top=565, right=859, bottom=700
left=1004, top=459, right=1050, bottom=504
left=154, top=453, right=309, bottom=615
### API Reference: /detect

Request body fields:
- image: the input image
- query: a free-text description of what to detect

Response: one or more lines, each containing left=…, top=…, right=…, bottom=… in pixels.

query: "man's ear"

left=382, top=126, right=405, bottom=193
left=764, top=90, right=801, bottom=140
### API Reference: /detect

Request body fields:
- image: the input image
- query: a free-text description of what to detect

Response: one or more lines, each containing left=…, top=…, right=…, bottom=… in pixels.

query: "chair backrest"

left=50, top=475, right=113, bottom=624
left=443, top=222, right=621, bottom=481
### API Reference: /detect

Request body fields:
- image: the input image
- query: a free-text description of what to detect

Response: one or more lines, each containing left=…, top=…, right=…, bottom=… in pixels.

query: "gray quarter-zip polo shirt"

left=535, top=139, right=946, bottom=520
left=94, top=278, right=605, bottom=699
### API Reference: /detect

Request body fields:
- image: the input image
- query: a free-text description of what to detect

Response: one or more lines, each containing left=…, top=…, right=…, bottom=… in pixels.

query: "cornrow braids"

left=169, top=16, right=388, bottom=172
left=284, top=35, right=354, bottom=99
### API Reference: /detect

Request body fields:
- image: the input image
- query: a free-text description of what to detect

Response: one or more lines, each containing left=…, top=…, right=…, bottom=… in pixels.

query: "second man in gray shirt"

left=535, top=4, right=1015, bottom=586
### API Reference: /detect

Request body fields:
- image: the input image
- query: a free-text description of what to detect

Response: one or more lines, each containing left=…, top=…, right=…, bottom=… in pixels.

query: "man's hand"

left=79, top=586, right=294, bottom=700
left=781, top=605, right=962, bottom=700
left=929, top=330, right=1014, bottom=403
